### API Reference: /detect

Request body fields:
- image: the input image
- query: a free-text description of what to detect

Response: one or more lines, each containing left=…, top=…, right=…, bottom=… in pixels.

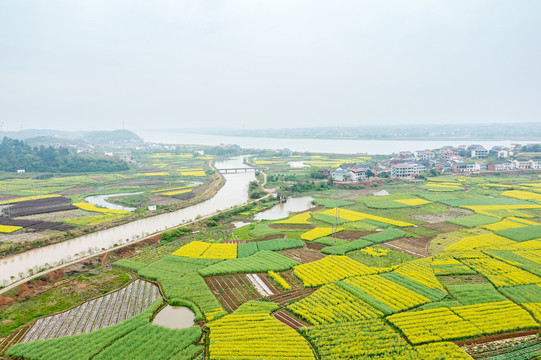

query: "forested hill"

left=0, top=137, right=130, bottom=173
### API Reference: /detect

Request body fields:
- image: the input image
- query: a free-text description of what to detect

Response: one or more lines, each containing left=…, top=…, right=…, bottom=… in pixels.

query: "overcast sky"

left=0, top=1, right=540, bottom=131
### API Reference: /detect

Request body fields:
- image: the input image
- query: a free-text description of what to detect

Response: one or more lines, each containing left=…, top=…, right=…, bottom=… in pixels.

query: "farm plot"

left=1, top=196, right=77, bottom=217
left=0, top=218, right=74, bottom=232
left=279, top=247, right=326, bottom=263
left=272, top=309, right=311, bottom=330
left=204, top=274, right=261, bottom=313
left=460, top=256, right=541, bottom=287
left=463, top=334, right=541, bottom=360
left=207, top=301, right=315, bottom=360
left=6, top=300, right=163, bottom=360
left=342, top=274, right=432, bottom=313
left=383, top=236, right=432, bottom=258
left=267, top=288, right=316, bottom=307
left=293, top=255, right=378, bottom=287
left=0, top=325, right=30, bottom=356
left=287, top=283, right=383, bottom=325
left=387, top=301, right=539, bottom=345
left=20, top=279, right=159, bottom=342
left=300, top=319, right=471, bottom=360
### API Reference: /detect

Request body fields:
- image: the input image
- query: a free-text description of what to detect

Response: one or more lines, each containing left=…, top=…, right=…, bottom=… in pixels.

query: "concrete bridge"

left=217, top=167, right=261, bottom=174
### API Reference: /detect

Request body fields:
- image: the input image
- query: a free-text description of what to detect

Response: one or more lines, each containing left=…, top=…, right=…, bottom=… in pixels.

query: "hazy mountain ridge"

left=179, top=123, right=541, bottom=141
left=0, top=129, right=142, bottom=146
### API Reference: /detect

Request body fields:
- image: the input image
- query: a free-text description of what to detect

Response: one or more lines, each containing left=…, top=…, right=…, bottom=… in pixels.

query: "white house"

left=471, top=147, right=489, bottom=159
left=390, top=163, right=425, bottom=178
left=331, top=169, right=349, bottom=182
left=530, top=158, right=541, bottom=170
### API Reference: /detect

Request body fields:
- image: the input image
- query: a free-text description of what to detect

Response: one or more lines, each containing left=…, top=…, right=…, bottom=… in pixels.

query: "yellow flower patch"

left=360, top=247, right=389, bottom=257
left=172, top=241, right=237, bottom=259
left=172, top=241, right=211, bottom=257
left=179, top=170, right=206, bottom=176
left=502, top=190, right=541, bottom=202
left=446, top=233, right=516, bottom=251
left=321, top=208, right=414, bottom=227
left=301, top=227, right=344, bottom=241
left=73, top=202, right=131, bottom=215
left=3, top=194, right=62, bottom=203
left=144, top=172, right=168, bottom=176
left=151, top=185, right=198, bottom=193
left=0, top=225, right=22, bottom=233
left=395, top=198, right=431, bottom=206
left=395, top=258, right=445, bottom=290
left=294, top=255, right=377, bottom=287
left=274, top=212, right=312, bottom=225
left=160, top=189, right=193, bottom=196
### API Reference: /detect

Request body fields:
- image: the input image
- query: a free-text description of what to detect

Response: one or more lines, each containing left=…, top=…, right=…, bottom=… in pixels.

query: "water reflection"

left=0, top=156, right=254, bottom=285
left=253, top=196, right=314, bottom=221
left=152, top=306, right=195, bottom=329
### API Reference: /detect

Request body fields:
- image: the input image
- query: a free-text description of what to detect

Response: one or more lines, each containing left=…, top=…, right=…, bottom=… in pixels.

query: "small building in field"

left=148, top=205, right=157, bottom=211
left=16, top=169, right=25, bottom=174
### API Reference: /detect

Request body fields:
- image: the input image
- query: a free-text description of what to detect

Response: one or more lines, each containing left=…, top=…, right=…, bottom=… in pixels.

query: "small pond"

left=253, top=196, right=314, bottom=221
left=152, top=305, right=195, bottom=329
left=233, top=221, right=251, bottom=229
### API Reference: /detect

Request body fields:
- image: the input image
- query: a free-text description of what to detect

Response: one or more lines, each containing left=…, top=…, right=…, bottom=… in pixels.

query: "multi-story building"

left=513, top=158, right=531, bottom=169
left=390, top=163, right=426, bottom=178
left=471, top=147, right=489, bottom=159
left=487, top=161, right=516, bottom=171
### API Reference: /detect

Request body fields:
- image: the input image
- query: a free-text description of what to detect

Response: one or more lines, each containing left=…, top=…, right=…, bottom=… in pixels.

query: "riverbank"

left=0, top=189, right=272, bottom=295
left=0, top=162, right=226, bottom=259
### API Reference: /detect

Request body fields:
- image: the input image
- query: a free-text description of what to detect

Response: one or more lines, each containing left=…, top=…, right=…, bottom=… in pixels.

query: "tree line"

left=0, top=137, right=129, bottom=173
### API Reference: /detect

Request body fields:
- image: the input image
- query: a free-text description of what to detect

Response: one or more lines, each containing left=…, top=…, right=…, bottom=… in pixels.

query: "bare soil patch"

left=305, top=242, right=326, bottom=251
left=456, top=330, right=541, bottom=347
left=3, top=197, right=76, bottom=217
left=382, top=237, right=433, bottom=258
left=410, top=208, right=472, bottom=223
left=273, top=310, right=311, bottom=330
left=280, top=248, right=325, bottom=264
left=204, top=274, right=261, bottom=313
left=422, top=222, right=464, bottom=233
left=267, top=288, right=316, bottom=307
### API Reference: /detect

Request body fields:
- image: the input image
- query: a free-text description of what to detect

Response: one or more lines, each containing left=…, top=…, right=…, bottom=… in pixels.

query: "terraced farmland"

left=20, top=280, right=159, bottom=343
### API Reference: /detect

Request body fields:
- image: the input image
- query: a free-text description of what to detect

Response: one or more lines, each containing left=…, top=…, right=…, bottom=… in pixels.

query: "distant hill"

left=182, top=123, right=541, bottom=141
left=0, top=129, right=142, bottom=146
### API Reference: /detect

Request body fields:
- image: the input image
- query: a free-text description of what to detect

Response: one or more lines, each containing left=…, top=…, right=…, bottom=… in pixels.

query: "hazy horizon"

left=1, top=1, right=540, bottom=131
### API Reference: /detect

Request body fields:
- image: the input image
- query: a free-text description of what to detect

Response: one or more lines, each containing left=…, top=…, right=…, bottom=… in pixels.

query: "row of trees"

left=0, top=137, right=129, bottom=173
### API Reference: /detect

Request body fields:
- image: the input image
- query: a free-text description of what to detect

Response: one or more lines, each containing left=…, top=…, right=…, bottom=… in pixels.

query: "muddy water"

left=253, top=196, right=314, bottom=221
left=85, top=192, right=144, bottom=212
left=152, top=306, right=195, bottom=329
left=0, top=157, right=255, bottom=286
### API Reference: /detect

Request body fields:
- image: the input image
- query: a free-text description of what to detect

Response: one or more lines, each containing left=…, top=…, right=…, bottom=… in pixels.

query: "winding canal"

left=0, top=156, right=254, bottom=286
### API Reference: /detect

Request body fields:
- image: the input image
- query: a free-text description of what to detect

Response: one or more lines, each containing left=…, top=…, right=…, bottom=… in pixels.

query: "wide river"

left=0, top=157, right=254, bottom=286
left=136, top=130, right=541, bottom=154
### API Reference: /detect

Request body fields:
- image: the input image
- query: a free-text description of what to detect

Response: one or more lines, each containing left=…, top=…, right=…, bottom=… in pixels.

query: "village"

left=328, top=143, right=541, bottom=183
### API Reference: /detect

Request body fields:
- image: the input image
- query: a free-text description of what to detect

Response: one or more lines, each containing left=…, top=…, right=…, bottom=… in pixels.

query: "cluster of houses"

left=329, top=143, right=541, bottom=182
left=330, top=165, right=375, bottom=182
left=388, top=144, right=541, bottom=178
